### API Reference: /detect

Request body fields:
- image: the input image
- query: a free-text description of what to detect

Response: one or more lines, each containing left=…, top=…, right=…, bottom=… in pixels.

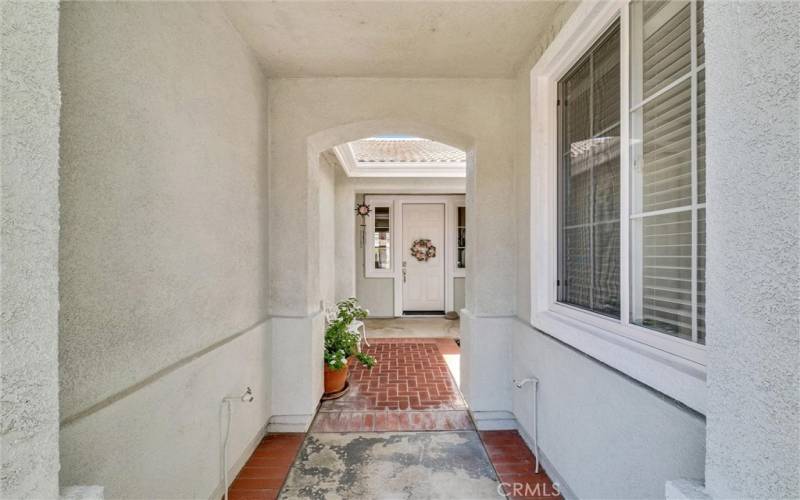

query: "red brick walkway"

left=226, top=433, right=304, bottom=500
left=481, top=430, right=563, bottom=500
left=311, top=338, right=472, bottom=432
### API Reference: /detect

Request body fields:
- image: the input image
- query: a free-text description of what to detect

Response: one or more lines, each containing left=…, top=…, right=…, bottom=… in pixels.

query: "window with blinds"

left=630, top=1, right=705, bottom=344
left=557, top=21, right=621, bottom=319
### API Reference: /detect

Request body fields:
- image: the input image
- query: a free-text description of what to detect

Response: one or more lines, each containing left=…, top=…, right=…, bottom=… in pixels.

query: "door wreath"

left=410, top=239, right=437, bottom=262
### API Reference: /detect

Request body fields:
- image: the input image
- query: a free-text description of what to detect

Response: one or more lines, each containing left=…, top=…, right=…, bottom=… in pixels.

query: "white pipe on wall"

left=513, top=377, right=540, bottom=473
left=221, top=387, right=255, bottom=500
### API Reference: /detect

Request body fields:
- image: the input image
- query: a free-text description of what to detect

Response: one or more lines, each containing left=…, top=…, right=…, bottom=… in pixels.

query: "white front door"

left=402, top=203, right=445, bottom=312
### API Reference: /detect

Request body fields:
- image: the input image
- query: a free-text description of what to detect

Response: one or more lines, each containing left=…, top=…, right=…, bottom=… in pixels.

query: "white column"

left=704, top=2, right=799, bottom=498
left=0, top=2, right=62, bottom=497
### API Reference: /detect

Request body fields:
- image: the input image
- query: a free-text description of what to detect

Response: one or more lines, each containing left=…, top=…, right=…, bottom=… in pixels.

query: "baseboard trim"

left=267, top=413, right=314, bottom=433
left=470, top=410, right=518, bottom=431
left=209, top=422, right=268, bottom=500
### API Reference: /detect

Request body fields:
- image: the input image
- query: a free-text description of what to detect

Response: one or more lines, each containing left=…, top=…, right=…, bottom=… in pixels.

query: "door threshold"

left=402, top=310, right=446, bottom=317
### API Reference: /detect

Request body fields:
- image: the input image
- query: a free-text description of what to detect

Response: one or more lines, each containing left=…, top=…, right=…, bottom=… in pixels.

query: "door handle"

left=402, top=268, right=407, bottom=283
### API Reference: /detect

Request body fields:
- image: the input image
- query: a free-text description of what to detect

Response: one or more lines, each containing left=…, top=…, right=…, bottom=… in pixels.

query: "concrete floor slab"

left=364, top=318, right=459, bottom=339
left=279, top=431, right=500, bottom=499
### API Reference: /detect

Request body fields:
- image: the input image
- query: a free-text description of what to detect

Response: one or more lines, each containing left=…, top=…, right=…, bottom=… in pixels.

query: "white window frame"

left=530, top=0, right=706, bottom=413
left=364, top=196, right=396, bottom=278
left=454, top=204, right=466, bottom=278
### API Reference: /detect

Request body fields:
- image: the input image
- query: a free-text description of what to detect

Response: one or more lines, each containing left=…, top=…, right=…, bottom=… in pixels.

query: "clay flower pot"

left=324, top=364, right=348, bottom=394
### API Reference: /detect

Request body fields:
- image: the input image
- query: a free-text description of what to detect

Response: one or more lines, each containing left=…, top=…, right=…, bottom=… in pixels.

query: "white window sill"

left=532, top=309, right=706, bottom=414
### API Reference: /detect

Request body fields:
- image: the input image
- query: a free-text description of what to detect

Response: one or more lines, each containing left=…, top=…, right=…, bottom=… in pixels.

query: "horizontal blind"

left=631, top=0, right=705, bottom=343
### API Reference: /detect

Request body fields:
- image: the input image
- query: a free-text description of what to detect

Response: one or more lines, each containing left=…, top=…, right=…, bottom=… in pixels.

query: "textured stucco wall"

left=513, top=321, right=706, bottom=499
left=58, top=3, right=271, bottom=497
left=60, top=322, right=271, bottom=499
left=319, top=153, right=336, bottom=307
left=268, top=81, right=497, bottom=419
left=513, top=1, right=577, bottom=323
left=269, top=78, right=514, bottom=318
left=0, top=2, right=61, bottom=498
left=453, top=278, right=466, bottom=314
left=704, top=2, right=800, bottom=498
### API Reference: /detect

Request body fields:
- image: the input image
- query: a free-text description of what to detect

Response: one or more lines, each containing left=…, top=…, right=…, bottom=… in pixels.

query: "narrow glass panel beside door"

left=373, top=206, right=391, bottom=270
left=457, top=206, right=466, bottom=269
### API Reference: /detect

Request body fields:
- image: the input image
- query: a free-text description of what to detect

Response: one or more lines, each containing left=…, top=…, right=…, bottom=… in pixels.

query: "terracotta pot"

left=324, top=364, right=348, bottom=394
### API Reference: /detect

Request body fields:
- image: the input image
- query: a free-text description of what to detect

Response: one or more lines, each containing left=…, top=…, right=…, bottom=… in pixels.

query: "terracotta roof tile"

left=350, top=138, right=465, bottom=163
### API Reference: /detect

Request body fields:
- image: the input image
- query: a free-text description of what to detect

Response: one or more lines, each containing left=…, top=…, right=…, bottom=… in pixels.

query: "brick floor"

left=320, top=341, right=466, bottom=412
left=311, top=338, right=471, bottom=432
left=226, top=433, right=304, bottom=500
left=481, top=430, right=562, bottom=500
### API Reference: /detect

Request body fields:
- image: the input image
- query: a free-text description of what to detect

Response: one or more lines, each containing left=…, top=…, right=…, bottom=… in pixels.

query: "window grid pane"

left=638, top=79, right=692, bottom=213
left=630, top=0, right=705, bottom=343
left=457, top=206, right=466, bottom=269
left=642, top=2, right=691, bottom=100
left=633, top=210, right=693, bottom=340
left=558, top=22, right=621, bottom=319
left=373, top=206, right=391, bottom=270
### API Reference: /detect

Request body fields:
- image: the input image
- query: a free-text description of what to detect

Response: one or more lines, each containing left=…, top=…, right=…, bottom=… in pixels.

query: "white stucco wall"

left=513, top=1, right=578, bottom=323
left=269, top=78, right=514, bottom=318
left=268, top=81, right=512, bottom=421
left=319, top=153, right=337, bottom=307
left=704, top=3, right=800, bottom=498
left=0, top=2, right=61, bottom=498
left=57, top=3, right=271, bottom=497
left=513, top=321, right=706, bottom=499
left=506, top=3, right=707, bottom=497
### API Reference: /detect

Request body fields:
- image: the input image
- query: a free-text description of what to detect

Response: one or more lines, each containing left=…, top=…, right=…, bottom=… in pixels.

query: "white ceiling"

left=223, top=1, right=564, bottom=78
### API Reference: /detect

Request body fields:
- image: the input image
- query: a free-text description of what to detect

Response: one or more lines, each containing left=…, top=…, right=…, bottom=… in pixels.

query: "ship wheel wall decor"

left=410, top=239, right=437, bottom=262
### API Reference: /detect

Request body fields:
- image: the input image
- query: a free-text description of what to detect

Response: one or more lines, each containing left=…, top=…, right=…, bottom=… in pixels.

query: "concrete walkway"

left=363, top=317, right=460, bottom=339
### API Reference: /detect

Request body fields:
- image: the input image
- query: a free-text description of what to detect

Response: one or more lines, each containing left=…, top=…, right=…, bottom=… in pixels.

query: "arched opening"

left=306, top=120, right=475, bottom=436
left=307, top=119, right=476, bottom=317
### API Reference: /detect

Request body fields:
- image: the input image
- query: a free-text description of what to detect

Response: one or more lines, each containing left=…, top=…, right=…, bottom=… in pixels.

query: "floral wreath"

left=410, top=239, right=437, bottom=262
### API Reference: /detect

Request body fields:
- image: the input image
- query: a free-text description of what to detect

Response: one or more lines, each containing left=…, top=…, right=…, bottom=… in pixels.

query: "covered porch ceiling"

left=222, top=1, right=565, bottom=78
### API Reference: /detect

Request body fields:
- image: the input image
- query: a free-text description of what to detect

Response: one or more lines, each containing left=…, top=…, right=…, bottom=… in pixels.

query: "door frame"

left=364, top=194, right=463, bottom=316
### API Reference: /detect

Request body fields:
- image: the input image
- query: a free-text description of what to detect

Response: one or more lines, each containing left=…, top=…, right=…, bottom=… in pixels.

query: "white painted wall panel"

left=513, top=321, right=706, bottom=499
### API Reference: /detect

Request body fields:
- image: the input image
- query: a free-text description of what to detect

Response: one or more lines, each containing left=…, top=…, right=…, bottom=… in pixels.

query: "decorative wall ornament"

left=355, top=203, right=371, bottom=219
left=410, top=239, right=437, bottom=262
left=355, top=202, right=371, bottom=248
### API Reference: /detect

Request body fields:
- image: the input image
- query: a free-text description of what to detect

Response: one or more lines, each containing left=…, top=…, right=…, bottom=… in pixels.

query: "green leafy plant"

left=324, top=297, right=376, bottom=370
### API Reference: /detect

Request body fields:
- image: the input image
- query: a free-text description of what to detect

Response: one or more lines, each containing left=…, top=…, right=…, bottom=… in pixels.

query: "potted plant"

left=323, top=298, right=376, bottom=394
